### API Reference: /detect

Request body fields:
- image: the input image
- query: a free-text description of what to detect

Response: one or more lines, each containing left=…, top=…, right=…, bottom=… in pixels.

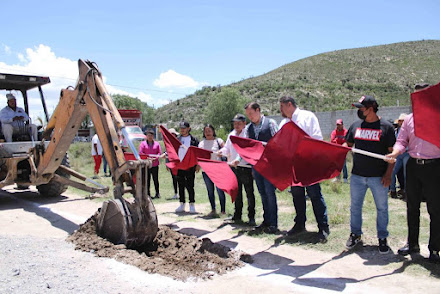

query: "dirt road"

left=1, top=186, right=439, bottom=294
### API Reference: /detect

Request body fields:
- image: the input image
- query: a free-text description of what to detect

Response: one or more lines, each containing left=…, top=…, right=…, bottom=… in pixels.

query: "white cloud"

left=0, top=44, right=163, bottom=121
left=153, top=69, right=200, bottom=89
left=3, top=45, right=11, bottom=54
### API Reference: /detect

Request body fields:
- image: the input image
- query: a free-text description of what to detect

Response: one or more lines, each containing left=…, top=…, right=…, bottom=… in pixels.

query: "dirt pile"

left=67, top=214, right=247, bottom=281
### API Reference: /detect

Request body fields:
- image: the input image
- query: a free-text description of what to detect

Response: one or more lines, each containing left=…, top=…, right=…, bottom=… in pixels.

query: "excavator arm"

left=33, top=59, right=158, bottom=248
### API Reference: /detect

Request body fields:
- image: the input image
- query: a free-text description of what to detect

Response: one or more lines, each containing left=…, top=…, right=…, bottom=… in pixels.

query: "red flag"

left=230, top=135, right=265, bottom=165
left=411, top=82, right=440, bottom=148
left=289, top=136, right=351, bottom=187
left=123, top=152, right=149, bottom=160
left=197, top=159, right=238, bottom=202
left=254, top=121, right=351, bottom=190
left=178, top=146, right=212, bottom=170
left=160, top=125, right=181, bottom=162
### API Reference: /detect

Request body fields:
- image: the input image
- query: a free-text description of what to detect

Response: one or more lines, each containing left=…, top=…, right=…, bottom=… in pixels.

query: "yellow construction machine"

left=0, top=59, right=158, bottom=248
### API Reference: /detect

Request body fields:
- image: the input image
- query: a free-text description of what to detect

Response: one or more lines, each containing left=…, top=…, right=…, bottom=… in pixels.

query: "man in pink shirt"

left=139, top=128, right=162, bottom=198
left=387, top=83, right=440, bottom=264
left=330, top=119, right=348, bottom=183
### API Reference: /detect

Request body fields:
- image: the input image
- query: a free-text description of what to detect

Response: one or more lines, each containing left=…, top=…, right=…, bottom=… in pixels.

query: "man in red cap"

left=330, top=119, right=348, bottom=183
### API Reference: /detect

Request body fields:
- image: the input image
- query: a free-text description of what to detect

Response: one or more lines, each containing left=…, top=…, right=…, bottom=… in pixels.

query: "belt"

left=412, top=158, right=439, bottom=165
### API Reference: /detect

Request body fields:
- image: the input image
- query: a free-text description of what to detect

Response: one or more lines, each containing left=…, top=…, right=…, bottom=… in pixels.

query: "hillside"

left=155, top=40, right=440, bottom=127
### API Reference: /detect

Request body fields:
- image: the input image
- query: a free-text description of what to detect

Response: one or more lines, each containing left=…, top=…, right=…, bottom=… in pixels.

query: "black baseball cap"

left=352, top=95, right=378, bottom=108
left=179, top=121, right=190, bottom=128
left=231, top=113, right=246, bottom=122
left=414, top=83, right=430, bottom=90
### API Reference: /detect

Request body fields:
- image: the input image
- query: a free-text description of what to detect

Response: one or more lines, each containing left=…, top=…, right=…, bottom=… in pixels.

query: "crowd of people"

left=87, top=85, right=438, bottom=264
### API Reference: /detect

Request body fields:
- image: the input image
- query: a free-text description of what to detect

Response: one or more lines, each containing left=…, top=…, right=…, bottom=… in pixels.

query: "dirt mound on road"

left=67, top=214, right=246, bottom=281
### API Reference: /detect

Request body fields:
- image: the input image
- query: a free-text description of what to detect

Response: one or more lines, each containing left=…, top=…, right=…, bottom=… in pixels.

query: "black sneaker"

left=265, top=226, right=279, bottom=234
left=378, top=238, right=390, bottom=254
left=248, top=218, right=256, bottom=226
left=318, top=227, right=330, bottom=243
left=254, top=222, right=269, bottom=231
left=346, top=233, right=362, bottom=249
left=429, top=251, right=440, bottom=264
left=389, top=191, right=398, bottom=198
left=286, top=225, right=305, bottom=236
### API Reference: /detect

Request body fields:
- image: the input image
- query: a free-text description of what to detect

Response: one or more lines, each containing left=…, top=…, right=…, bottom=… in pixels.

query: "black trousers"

left=147, top=166, right=159, bottom=196
left=406, top=157, right=440, bottom=251
left=170, top=170, right=178, bottom=194
left=232, top=166, right=255, bottom=220
left=177, top=167, right=196, bottom=203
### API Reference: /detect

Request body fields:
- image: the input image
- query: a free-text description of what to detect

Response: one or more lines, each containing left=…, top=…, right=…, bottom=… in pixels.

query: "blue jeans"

left=252, top=168, right=278, bottom=227
left=202, top=172, right=226, bottom=212
left=291, top=183, right=329, bottom=230
left=390, top=152, right=410, bottom=192
left=337, top=159, right=348, bottom=180
left=350, top=174, right=389, bottom=239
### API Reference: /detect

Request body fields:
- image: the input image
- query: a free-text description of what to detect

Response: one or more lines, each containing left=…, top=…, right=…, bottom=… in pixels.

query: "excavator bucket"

left=95, top=160, right=159, bottom=248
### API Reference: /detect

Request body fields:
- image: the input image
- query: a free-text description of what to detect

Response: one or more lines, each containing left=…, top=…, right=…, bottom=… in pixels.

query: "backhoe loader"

left=0, top=59, right=158, bottom=248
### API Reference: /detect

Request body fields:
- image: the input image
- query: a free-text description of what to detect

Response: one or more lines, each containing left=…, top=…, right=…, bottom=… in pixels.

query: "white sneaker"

left=331, top=178, right=339, bottom=183
left=343, top=179, right=349, bottom=184
left=189, top=203, right=197, bottom=214
left=175, top=202, right=185, bottom=213
left=172, top=193, right=179, bottom=199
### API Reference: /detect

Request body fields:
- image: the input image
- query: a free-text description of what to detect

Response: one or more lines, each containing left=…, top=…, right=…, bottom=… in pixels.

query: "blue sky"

left=1, top=0, right=439, bottom=119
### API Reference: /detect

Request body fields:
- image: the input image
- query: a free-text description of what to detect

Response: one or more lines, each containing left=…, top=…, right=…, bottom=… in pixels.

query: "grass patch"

left=66, top=142, right=435, bottom=276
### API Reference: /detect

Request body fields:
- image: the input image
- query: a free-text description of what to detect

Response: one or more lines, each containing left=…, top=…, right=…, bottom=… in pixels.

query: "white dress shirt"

left=220, top=129, right=250, bottom=165
left=279, top=107, right=323, bottom=140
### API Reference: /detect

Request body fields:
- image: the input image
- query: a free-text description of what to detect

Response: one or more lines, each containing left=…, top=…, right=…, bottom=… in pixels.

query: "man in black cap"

left=344, top=95, right=396, bottom=254
left=175, top=121, right=200, bottom=213
left=219, top=113, right=256, bottom=225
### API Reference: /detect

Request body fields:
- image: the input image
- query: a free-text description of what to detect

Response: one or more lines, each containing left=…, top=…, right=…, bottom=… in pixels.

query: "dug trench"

left=67, top=213, right=252, bottom=281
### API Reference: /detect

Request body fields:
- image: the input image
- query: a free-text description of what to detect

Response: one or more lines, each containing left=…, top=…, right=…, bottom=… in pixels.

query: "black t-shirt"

left=345, top=118, right=396, bottom=177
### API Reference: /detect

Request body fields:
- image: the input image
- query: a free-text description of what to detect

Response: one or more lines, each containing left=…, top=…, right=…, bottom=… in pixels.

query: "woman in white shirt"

left=198, top=124, right=226, bottom=217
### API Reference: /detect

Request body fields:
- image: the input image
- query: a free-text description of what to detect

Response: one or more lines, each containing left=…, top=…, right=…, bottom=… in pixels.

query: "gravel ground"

left=1, top=186, right=440, bottom=294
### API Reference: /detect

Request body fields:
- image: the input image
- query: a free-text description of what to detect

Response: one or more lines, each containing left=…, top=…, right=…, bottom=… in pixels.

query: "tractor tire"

left=37, top=155, right=70, bottom=197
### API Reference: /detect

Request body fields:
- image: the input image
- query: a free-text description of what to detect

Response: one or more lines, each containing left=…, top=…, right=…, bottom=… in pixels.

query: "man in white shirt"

left=0, top=93, right=38, bottom=142
left=220, top=113, right=255, bottom=225
left=91, top=133, right=103, bottom=179
left=279, top=96, right=330, bottom=243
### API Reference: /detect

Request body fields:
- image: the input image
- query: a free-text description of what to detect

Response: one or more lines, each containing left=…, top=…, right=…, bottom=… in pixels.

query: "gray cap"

left=179, top=121, right=190, bottom=128
left=232, top=113, right=246, bottom=122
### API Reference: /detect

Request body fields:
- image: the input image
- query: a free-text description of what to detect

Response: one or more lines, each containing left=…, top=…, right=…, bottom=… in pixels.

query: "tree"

left=112, top=94, right=155, bottom=124
left=205, top=88, right=246, bottom=128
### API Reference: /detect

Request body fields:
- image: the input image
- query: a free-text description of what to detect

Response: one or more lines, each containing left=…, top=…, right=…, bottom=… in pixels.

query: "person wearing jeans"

left=252, top=168, right=278, bottom=230
left=244, top=102, right=279, bottom=234
left=344, top=95, right=396, bottom=254
left=350, top=175, right=389, bottom=238
left=389, top=152, right=409, bottom=198
left=198, top=124, right=226, bottom=216
left=389, top=113, right=409, bottom=199
left=202, top=172, right=226, bottom=215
